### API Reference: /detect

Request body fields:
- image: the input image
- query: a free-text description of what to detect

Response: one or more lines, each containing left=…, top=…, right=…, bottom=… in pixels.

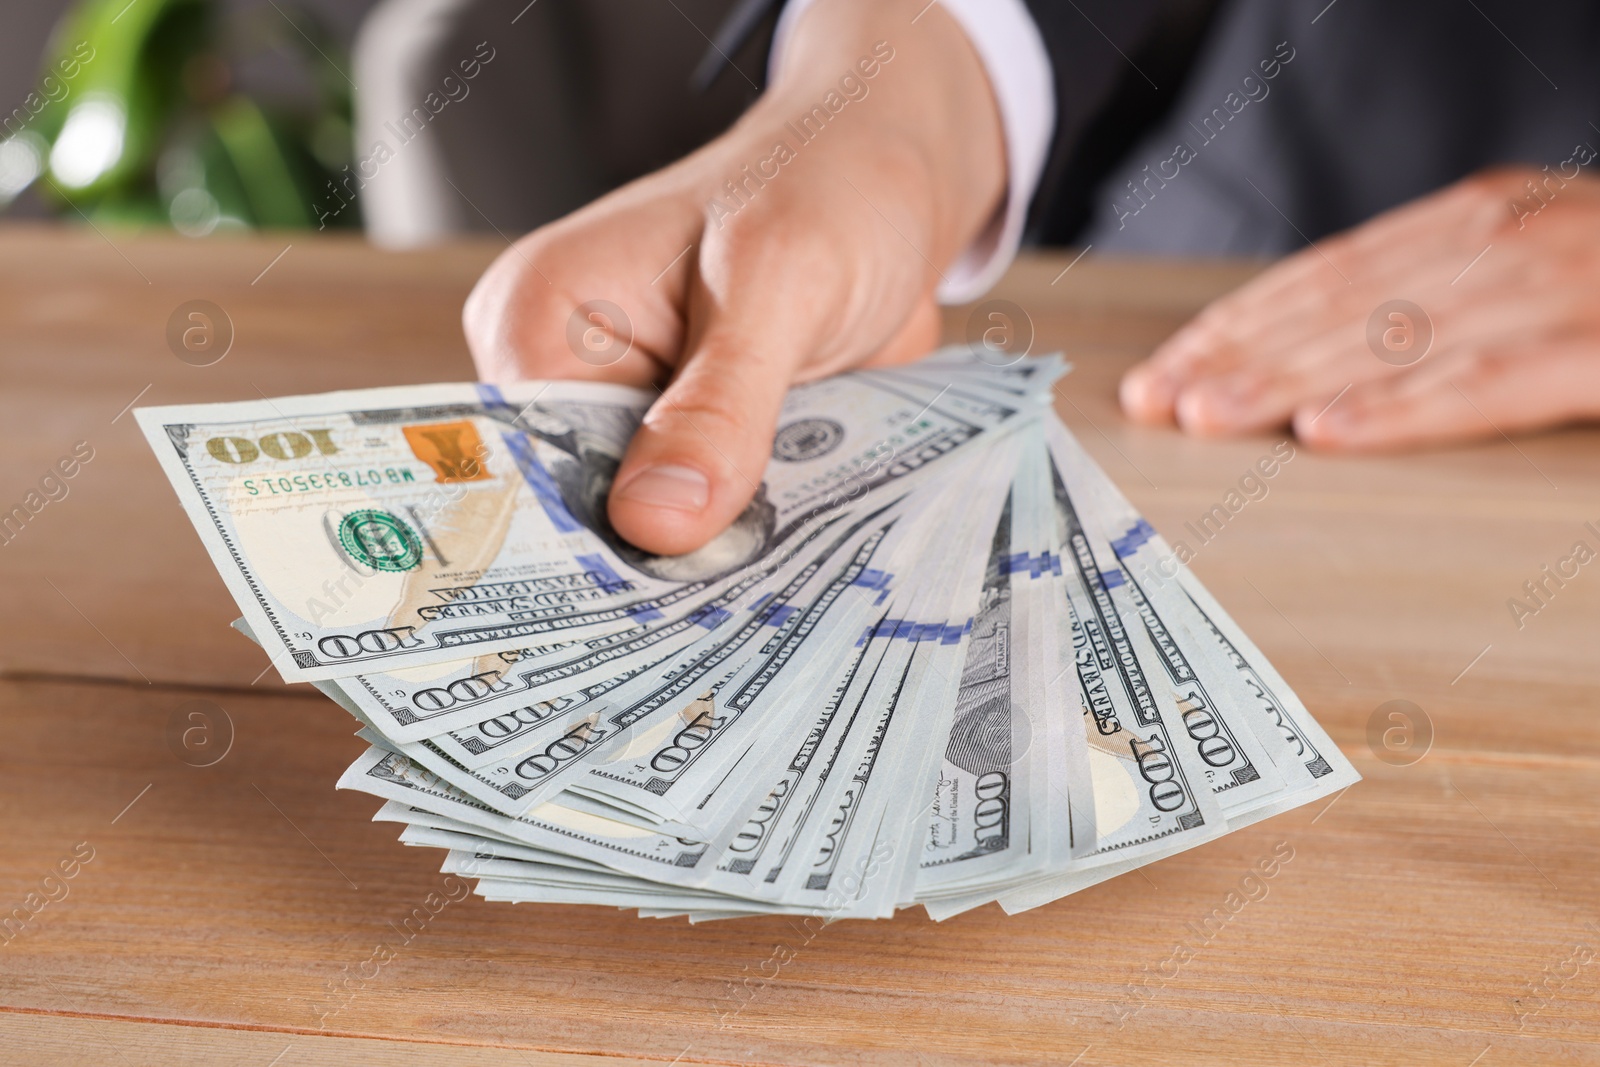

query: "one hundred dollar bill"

left=139, top=371, right=1034, bottom=681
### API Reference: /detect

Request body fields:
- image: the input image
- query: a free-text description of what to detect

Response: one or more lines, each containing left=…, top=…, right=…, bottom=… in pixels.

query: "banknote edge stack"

left=137, top=348, right=1359, bottom=923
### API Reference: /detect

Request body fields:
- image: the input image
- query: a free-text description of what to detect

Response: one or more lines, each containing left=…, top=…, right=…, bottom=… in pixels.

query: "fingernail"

left=1122, top=367, right=1176, bottom=413
left=1316, top=405, right=1358, bottom=434
left=1177, top=382, right=1252, bottom=432
left=615, top=464, right=710, bottom=512
left=1298, top=403, right=1356, bottom=444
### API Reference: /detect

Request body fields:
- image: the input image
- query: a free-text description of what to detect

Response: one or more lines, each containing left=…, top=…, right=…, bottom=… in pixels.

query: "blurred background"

left=1, top=0, right=369, bottom=227
left=0, top=0, right=771, bottom=243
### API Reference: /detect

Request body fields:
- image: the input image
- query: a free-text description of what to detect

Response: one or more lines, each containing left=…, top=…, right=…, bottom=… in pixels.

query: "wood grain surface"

left=1, top=226, right=1597, bottom=1066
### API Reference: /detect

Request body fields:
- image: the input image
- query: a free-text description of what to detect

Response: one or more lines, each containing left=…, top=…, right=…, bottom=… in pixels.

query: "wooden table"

left=2, top=227, right=1596, bottom=1066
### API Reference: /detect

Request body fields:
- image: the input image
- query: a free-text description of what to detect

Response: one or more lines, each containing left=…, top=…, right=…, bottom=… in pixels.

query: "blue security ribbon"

left=1004, top=551, right=1061, bottom=579
left=761, top=604, right=798, bottom=628
left=1111, top=519, right=1156, bottom=558
left=691, top=605, right=732, bottom=629
left=856, top=618, right=972, bottom=647
left=499, top=431, right=582, bottom=534
left=476, top=383, right=582, bottom=534
left=576, top=552, right=660, bottom=621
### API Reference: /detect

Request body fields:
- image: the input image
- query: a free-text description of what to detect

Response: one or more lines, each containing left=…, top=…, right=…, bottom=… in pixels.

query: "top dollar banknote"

left=136, top=360, right=1051, bottom=682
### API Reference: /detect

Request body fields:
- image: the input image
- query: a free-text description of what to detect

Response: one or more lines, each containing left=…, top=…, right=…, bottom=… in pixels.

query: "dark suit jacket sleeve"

left=1022, top=0, right=1223, bottom=244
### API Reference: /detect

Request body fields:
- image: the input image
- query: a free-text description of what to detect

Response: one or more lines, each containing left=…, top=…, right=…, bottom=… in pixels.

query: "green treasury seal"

left=338, top=509, right=424, bottom=572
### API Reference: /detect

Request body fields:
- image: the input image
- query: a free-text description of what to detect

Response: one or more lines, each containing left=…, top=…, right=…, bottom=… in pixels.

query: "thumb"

left=606, top=290, right=800, bottom=557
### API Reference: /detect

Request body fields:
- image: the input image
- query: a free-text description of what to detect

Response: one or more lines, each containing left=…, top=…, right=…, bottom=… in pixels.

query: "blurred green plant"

left=0, top=0, right=358, bottom=232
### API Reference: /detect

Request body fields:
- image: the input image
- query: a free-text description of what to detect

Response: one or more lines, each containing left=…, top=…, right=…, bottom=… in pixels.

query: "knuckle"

left=1460, top=166, right=1534, bottom=202
left=1457, top=346, right=1517, bottom=384
left=656, top=382, right=758, bottom=439
left=1454, top=168, right=1549, bottom=237
left=712, top=206, right=832, bottom=278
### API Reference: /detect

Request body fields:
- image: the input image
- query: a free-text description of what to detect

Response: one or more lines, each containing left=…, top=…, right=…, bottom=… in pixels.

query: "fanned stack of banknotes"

left=138, top=349, right=1356, bottom=922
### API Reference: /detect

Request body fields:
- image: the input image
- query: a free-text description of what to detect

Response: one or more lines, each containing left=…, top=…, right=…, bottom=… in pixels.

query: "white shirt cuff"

left=770, top=0, right=1055, bottom=304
